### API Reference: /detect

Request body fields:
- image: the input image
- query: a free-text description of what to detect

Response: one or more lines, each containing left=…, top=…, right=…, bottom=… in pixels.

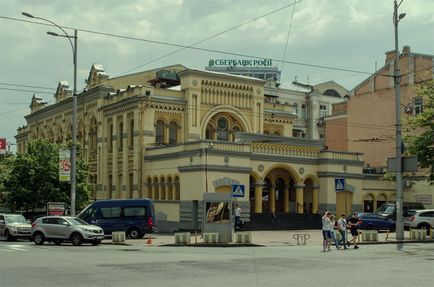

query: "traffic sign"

left=231, top=184, right=245, bottom=197
left=335, top=178, right=345, bottom=192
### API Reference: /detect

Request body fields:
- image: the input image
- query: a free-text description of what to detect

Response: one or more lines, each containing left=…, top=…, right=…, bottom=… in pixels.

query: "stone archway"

left=259, top=165, right=301, bottom=214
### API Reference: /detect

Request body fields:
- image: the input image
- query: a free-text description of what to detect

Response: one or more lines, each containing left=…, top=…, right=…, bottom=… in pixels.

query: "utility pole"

left=393, top=0, right=406, bottom=243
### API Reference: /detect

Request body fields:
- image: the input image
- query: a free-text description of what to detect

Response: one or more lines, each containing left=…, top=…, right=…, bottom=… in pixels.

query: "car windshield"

left=66, top=217, right=88, bottom=225
left=5, top=215, right=27, bottom=224
left=377, top=205, right=394, bottom=214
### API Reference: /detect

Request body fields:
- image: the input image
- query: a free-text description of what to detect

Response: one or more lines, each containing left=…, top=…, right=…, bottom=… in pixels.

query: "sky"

left=0, top=0, right=433, bottom=151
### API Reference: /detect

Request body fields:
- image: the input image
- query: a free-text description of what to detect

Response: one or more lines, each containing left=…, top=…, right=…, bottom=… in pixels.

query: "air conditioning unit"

left=174, top=232, right=191, bottom=244
left=203, top=232, right=219, bottom=243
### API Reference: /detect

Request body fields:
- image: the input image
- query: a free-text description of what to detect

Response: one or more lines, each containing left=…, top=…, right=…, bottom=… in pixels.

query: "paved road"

left=1, top=240, right=433, bottom=287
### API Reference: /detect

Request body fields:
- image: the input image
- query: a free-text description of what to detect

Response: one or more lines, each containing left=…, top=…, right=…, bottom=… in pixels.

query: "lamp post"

left=393, top=0, right=406, bottom=243
left=22, top=12, right=78, bottom=216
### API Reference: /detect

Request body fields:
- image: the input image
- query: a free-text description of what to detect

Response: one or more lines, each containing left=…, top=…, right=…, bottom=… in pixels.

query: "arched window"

left=118, top=121, right=123, bottom=150
left=128, top=119, right=134, bottom=148
left=264, top=130, right=270, bottom=134
left=216, top=117, right=229, bottom=141
left=293, top=103, right=298, bottom=115
left=232, top=126, right=240, bottom=141
left=273, top=131, right=280, bottom=136
left=206, top=123, right=214, bottom=140
left=168, top=121, right=178, bottom=145
left=301, top=104, right=306, bottom=120
left=108, top=123, right=113, bottom=151
left=155, top=120, right=165, bottom=145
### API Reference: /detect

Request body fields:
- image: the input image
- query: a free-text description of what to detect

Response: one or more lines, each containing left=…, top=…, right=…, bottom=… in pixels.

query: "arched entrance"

left=249, top=165, right=302, bottom=214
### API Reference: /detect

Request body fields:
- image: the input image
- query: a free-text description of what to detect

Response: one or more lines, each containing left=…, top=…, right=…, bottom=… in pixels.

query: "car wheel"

left=389, top=224, right=396, bottom=232
left=71, top=233, right=83, bottom=246
left=128, top=228, right=142, bottom=239
left=33, top=232, right=45, bottom=245
left=91, top=240, right=102, bottom=246
left=5, top=230, right=16, bottom=241
left=54, top=240, right=62, bottom=245
left=366, top=224, right=374, bottom=230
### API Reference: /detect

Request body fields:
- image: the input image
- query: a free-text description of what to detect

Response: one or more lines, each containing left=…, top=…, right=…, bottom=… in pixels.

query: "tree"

left=0, top=139, right=90, bottom=214
left=404, top=81, right=434, bottom=183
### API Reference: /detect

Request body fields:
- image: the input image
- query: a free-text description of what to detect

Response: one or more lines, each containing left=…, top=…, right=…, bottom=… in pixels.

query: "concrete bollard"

left=203, top=232, right=219, bottom=243
left=174, top=232, right=191, bottom=244
left=361, top=230, right=378, bottom=242
left=236, top=232, right=252, bottom=244
left=112, top=231, right=126, bottom=243
left=410, top=229, right=427, bottom=240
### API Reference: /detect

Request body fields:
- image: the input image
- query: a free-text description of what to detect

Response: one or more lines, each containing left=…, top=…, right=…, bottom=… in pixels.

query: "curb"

left=160, top=243, right=264, bottom=247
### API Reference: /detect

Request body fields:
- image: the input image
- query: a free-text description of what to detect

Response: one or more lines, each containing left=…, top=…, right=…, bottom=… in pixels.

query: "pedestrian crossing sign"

left=335, top=178, right=345, bottom=191
left=231, top=184, right=245, bottom=197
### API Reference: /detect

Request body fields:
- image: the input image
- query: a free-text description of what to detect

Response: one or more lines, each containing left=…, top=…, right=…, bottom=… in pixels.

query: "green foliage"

left=0, top=139, right=90, bottom=213
left=403, top=81, right=434, bottom=183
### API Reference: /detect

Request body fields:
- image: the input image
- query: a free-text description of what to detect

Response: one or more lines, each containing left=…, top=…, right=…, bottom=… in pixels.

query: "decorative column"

left=269, top=183, right=276, bottom=212
left=312, top=185, right=320, bottom=214
left=295, top=184, right=305, bottom=214
left=284, top=184, right=290, bottom=213
left=254, top=181, right=264, bottom=213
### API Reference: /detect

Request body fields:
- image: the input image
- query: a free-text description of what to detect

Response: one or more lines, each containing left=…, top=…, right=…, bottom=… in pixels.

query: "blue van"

left=78, top=199, right=156, bottom=239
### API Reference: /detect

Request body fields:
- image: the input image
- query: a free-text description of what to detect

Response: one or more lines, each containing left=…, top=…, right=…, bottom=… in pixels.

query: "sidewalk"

left=103, top=230, right=434, bottom=247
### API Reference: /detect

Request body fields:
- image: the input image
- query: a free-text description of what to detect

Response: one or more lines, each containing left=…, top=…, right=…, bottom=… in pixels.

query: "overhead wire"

left=117, top=0, right=304, bottom=76
left=280, top=0, right=297, bottom=75
left=0, top=15, right=373, bottom=76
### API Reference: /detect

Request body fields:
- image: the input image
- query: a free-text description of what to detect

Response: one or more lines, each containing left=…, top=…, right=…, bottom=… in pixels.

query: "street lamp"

left=22, top=12, right=78, bottom=216
left=393, top=0, right=405, bottom=243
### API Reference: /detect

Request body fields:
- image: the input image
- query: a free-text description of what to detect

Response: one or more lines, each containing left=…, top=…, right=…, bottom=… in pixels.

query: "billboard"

left=59, top=148, right=71, bottom=182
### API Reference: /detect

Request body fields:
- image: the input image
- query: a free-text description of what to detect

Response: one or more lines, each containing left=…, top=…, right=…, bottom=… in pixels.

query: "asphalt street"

left=0, top=239, right=433, bottom=287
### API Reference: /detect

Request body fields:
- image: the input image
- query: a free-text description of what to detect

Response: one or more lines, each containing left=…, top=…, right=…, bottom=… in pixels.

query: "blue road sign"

left=231, top=184, right=245, bottom=197
left=335, top=178, right=345, bottom=191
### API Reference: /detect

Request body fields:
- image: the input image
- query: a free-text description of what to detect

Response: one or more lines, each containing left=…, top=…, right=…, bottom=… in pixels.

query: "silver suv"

left=408, top=209, right=434, bottom=236
left=31, top=216, right=104, bottom=246
left=0, top=213, right=32, bottom=241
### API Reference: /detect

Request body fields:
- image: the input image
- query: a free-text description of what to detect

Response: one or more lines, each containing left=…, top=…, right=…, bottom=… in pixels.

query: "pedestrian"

left=348, top=212, right=360, bottom=249
left=329, top=215, right=341, bottom=250
left=235, top=204, right=242, bottom=229
left=321, top=211, right=332, bottom=252
left=337, top=213, right=348, bottom=249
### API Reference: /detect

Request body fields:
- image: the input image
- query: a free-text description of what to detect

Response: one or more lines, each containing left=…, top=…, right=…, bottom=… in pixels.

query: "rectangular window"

left=101, top=207, right=121, bottom=218
left=414, top=97, right=423, bottom=115
left=319, top=104, right=328, bottom=118
left=124, top=207, right=146, bottom=218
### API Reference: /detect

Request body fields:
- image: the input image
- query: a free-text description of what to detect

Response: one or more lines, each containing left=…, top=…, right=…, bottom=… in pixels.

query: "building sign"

left=415, top=195, right=432, bottom=205
left=47, top=202, right=66, bottom=216
left=335, top=178, right=345, bottom=192
left=208, top=59, right=273, bottom=68
left=231, top=184, right=245, bottom=198
left=59, top=148, right=71, bottom=182
left=0, top=138, right=6, bottom=154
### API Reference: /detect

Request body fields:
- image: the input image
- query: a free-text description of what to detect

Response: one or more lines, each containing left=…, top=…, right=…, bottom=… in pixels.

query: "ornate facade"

left=16, top=64, right=375, bottom=231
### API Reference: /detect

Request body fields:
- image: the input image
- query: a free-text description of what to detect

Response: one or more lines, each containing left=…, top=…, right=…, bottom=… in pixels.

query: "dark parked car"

left=355, top=213, right=396, bottom=232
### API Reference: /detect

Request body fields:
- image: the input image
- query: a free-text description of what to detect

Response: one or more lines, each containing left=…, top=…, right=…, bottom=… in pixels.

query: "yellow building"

left=16, top=64, right=366, bottom=231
